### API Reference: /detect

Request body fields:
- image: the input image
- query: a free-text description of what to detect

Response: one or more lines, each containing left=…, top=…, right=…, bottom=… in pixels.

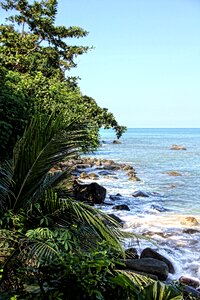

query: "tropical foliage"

left=0, top=0, right=186, bottom=299
left=0, top=0, right=126, bottom=160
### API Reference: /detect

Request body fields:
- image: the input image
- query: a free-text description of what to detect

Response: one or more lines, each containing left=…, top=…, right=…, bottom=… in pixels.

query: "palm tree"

left=0, top=114, right=130, bottom=296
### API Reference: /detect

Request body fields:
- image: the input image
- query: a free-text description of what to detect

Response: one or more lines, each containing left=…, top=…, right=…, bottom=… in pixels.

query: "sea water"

left=87, top=128, right=200, bottom=280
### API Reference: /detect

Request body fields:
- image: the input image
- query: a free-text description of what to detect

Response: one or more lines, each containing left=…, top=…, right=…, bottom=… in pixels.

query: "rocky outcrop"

left=113, top=204, right=130, bottom=211
left=171, top=144, right=187, bottom=150
left=179, top=276, right=200, bottom=288
left=113, top=140, right=122, bottom=144
left=73, top=180, right=106, bottom=204
left=122, top=258, right=169, bottom=281
left=132, top=190, right=149, bottom=197
left=165, top=171, right=182, bottom=176
left=109, top=194, right=122, bottom=201
left=140, top=247, right=175, bottom=274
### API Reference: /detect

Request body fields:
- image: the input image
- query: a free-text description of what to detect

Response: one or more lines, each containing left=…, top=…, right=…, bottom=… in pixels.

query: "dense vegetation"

left=0, top=0, right=186, bottom=299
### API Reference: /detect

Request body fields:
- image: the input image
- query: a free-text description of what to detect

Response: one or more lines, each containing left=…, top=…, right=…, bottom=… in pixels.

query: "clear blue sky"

left=57, top=0, right=200, bottom=128
left=1, top=0, right=200, bottom=128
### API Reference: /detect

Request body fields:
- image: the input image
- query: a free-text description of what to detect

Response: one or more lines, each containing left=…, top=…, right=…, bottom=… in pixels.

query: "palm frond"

left=0, top=160, right=13, bottom=210
left=53, top=198, right=138, bottom=252
left=11, top=114, right=86, bottom=212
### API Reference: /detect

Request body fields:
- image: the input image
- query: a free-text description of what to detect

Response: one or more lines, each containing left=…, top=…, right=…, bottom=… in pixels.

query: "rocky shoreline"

left=52, top=156, right=200, bottom=299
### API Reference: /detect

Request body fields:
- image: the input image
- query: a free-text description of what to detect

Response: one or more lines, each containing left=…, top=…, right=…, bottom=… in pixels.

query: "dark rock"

left=132, top=190, right=149, bottom=197
left=179, top=276, right=200, bottom=288
left=73, top=180, right=106, bottom=204
left=140, top=247, right=175, bottom=274
left=103, top=164, right=121, bottom=171
left=183, top=229, right=200, bottom=234
left=113, top=140, right=122, bottom=144
left=151, top=204, right=168, bottom=212
left=125, top=248, right=139, bottom=259
left=113, top=204, right=130, bottom=211
left=171, top=144, right=187, bottom=150
left=98, top=170, right=114, bottom=176
left=123, top=258, right=169, bottom=281
left=76, top=164, right=91, bottom=169
left=108, top=214, right=124, bottom=225
left=109, top=194, right=122, bottom=201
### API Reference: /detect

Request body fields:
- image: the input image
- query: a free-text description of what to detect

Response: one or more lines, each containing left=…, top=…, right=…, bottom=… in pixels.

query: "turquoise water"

left=87, top=128, right=200, bottom=279
left=97, top=128, right=200, bottom=214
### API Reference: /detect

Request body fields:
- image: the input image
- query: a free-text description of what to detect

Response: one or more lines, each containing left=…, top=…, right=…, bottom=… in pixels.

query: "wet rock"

left=129, top=175, right=141, bottom=181
left=123, top=165, right=134, bottom=171
left=73, top=180, right=106, bottom=204
left=151, top=204, right=168, bottom=212
left=165, top=171, right=182, bottom=176
left=113, top=140, right=122, bottom=144
left=109, top=194, right=122, bottom=201
left=127, top=170, right=137, bottom=176
left=122, top=258, right=169, bottom=281
left=88, top=172, right=99, bottom=179
left=98, top=170, right=115, bottom=176
left=183, top=228, right=200, bottom=234
left=171, top=144, right=187, bottom=150
left=76, top=163, right=91, bottom=169
left=103, top=164, right=121, bottom=171
left=181, top=217, right=199, bottom=226
left=113, top=204, right=130, bottom=211
left=140, top=247, right=175, bottom=274
left=103, top=159, right=115, bottom=166
left=125, top=248, right=139, bottom=259
left=179, top=276, right=200, bottom=288
left=79, top=172, right=89, bottom=179
left=132, top=190, right=149, bottom=197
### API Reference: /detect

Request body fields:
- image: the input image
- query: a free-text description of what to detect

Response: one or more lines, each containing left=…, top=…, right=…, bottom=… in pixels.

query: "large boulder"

left=132, top=190, right=149, bottom=197
left=123, top=258, right=169, bottom=281
left=73, top=180, right=106, bottom=204
left=113, top=204, right=130, bottom=211
left=140, top=248, right=175, bottom=274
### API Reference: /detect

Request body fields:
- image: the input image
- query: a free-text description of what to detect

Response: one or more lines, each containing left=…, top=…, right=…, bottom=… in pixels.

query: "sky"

left=1, top=0, right=200, bottom=128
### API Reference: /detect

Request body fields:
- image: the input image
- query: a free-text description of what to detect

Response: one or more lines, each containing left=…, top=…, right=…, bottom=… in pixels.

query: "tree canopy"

left=0, top=0, right=126, bottom=159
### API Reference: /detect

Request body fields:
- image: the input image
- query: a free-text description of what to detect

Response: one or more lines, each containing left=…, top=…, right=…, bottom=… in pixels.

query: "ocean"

left=86, top=128, right=200, bottom=280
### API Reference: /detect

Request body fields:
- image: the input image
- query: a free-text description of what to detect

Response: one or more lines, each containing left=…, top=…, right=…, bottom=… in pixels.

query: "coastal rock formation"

left=113, top=204, right=130, bottom=211
left=73, top=180, right=106, bottom=204
left=171, top=144, right=187, bottom=150
left=165, top=171, right=182, bottom=176
left=122, top=258, right=169, bottom=281
left=88, top=172, right=99, bottom=179
left=179, top=276, right=200, bottom=288
left=180, top=216, right=199, bottom=226
left=132, top=190, right=149, bottom=197
left=140, top=247, right=175, bottom=274
left=109, top=194, right=122, bottom=201
left=113, top=140, right=122, bottom=144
